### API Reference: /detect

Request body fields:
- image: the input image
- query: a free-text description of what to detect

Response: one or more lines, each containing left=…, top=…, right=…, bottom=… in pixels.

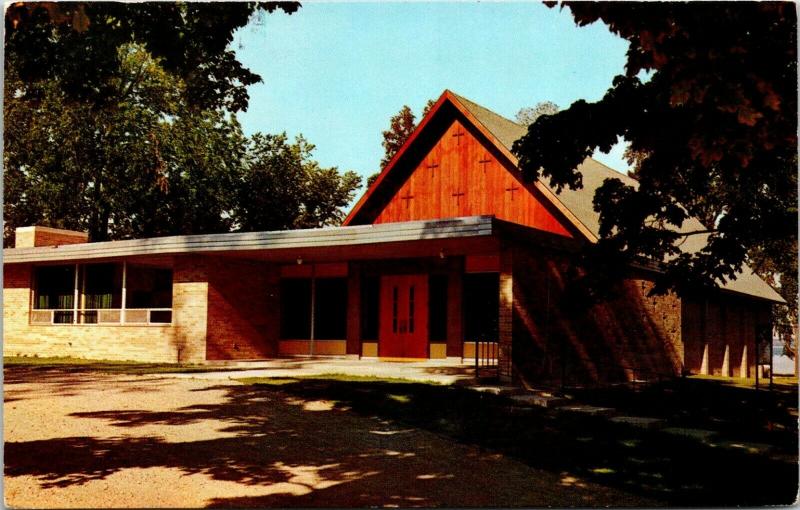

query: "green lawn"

left=2, top=356, right=240, bottom=375
left=236, top=373, right=439, bottom=386
left=237, top=375, right=798, bottom=506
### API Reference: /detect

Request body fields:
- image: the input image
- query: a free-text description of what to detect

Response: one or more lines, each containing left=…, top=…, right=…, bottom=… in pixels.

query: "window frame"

left=29, top=261, right=173, bottom=327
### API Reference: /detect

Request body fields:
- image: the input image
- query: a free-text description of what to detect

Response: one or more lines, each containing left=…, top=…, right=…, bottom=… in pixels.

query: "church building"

left=2, top=90, right=784, bottom=384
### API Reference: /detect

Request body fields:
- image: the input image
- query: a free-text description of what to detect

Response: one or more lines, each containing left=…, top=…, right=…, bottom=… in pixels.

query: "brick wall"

left=3, top=257, right=208, bottom=363
left=682, top=295, right=769, bottom=378
left=205, top=258, right=277, bottom=360
left=498, top=250, right=514, bottom=382
left=509, top=246, right=684, bottom=385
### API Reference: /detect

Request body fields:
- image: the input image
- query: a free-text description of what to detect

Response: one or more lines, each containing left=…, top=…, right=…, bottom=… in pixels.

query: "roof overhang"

left=3, top=216, right=500, bottom=265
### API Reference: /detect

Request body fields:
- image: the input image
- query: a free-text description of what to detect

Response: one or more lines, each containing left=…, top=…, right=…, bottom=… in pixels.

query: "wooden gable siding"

left=373, top=119, right=572, bottom=237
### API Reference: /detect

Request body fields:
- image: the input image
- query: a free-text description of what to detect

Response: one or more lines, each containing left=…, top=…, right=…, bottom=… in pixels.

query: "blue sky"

left=233, top=2, right=631, bottom=187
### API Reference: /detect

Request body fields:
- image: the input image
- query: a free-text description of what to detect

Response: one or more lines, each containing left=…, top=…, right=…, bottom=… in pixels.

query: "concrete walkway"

left=167, top=357, right=477, bottom=385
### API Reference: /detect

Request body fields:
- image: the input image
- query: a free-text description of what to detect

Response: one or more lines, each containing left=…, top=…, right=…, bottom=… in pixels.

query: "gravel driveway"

left=4, top=367, right=653, bottom=508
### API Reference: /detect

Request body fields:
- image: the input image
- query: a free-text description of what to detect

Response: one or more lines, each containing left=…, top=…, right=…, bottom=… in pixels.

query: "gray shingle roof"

left=451, top=91, right=785, bottom=304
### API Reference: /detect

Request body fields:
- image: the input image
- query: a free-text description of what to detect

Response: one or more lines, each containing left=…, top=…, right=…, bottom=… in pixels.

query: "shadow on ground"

left=4, top=368, right=798, bottom=507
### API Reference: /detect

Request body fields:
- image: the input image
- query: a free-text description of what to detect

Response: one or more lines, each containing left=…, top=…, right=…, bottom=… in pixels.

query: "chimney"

left=15, top=226, right=89, bottom=248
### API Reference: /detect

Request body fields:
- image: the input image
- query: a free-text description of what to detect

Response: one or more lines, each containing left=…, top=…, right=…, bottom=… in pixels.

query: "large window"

left=279, top=277, right=348, bottom=340
left=33, top=265, right=76, bottom=323
left=429, top=275, right=448, bottom=342
left=360, top=276, right=380, bottom=340
left=315, top=278, right=348, bottom=340
left=463, top=273, right=499, bottom=341
left=31, top=262, right=172, bottom=325
left=280, top=279, right=312, bottom=339
left=80, top=264, right=123, bottom=323
left=126, top=265, right=172, bottom=308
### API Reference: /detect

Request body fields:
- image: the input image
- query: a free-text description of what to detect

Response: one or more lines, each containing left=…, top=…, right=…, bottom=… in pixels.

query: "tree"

left=366, top=172, right=381, bottom=188
left=5, top=42, right=360, bottom=245
left=5, top=2, right=300, bottom=112
left=3, top=43, right=246, bottom=243
left=380, top=105, right=417, bottom=169
left=234, top=134, right=361, bottom=231
left=512, top=3, right=797, bottom=351
left=515, top=101, right=560, bottom=126
left=379, top=99, right=436, bottom=170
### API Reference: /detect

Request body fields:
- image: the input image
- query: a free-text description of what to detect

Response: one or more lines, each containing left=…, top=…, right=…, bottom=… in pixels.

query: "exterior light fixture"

left=297, top=256, right=303, bottom=265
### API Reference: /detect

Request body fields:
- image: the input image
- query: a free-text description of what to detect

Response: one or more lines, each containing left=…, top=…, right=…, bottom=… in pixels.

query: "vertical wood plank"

left=373, top=118, right=573, bottom=238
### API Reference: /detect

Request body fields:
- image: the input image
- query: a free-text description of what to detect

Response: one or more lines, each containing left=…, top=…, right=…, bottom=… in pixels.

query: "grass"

left=690, top=373, right=798, bottom=390
left=236, top=373, right=440, bottom=386
left=233, top=374, right=798, bottom=506
left=2, top=356, right=244, bottom=375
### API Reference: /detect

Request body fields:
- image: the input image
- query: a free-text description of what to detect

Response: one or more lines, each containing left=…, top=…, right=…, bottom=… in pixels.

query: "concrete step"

left=468, top=385, right=524, bottom=396
left=509, top=393, right=568, bottom=409
left=559, top=405, right=616, bottom=417
left=609, top=415, right=666, bottom=430
left=661, top=427, right=719, bottom=442
left=708, top=440, right=775, bottom=455
left=504, top=405, right=538, bottom=416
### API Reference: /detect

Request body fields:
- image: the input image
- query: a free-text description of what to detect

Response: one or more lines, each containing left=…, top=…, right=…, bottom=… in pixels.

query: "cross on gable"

left=478, top=156, right=492, bottom=173
left=505, top=184, right=521, bottom=201
left=452, top=128, right=465, bottom=146
left=426, top=162, right=439, bottom=172
left=400, top=193, right=414, bottom=209
left=451, top=190, right=465, bottom=206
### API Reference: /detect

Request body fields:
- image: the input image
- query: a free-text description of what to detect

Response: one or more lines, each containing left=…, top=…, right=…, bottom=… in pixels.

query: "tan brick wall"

left=171, top=256, right=209, bottom=362
left=15, top=227, right=88, bottom=248
left=3, top=257, right=208, bottom=363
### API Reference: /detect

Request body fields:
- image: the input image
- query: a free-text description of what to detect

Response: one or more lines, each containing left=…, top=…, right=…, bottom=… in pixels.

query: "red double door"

left=379, top=275, right=429, bottom=358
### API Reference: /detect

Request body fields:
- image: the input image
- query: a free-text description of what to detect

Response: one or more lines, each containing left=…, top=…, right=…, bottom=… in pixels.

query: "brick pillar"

left=498, top=250, right=513, bottom=382
left=740, top=344, right=749, bottom=378
left=722, top=344, right=731, bottom=376
left=173, top=256, right=209, bottom=363
left=346, top=264, right=361, bottom=355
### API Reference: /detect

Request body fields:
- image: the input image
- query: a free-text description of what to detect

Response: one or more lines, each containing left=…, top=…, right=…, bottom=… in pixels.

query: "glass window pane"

left=149, top=310, right=172, bottom=323
left=463, top=273, right=499, bottom=341
left=53, top=311, right=74, bottom=324
left=315, top=278, right=348, bottom=340
left=83, top=263, right=122, bottom=309
left=280, top=279, right=312, bottom=339
left=33, top=265, right=75, bottom=310
left=360, top=276, right=380, bottom=340
left=429, top=275, right=448, bottom=342
left=126, top=265, right=173, bottom=309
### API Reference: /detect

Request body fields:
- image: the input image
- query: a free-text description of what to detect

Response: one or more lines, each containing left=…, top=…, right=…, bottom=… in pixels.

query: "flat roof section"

left=3, top=216, right=496, bottom=264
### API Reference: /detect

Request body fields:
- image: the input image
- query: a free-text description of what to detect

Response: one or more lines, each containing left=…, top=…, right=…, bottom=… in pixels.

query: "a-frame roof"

left=345, top=90, right=784, bottom=304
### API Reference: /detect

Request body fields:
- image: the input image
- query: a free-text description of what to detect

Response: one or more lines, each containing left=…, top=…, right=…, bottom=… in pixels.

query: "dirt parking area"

left=4, top=367, right=653, bottom=508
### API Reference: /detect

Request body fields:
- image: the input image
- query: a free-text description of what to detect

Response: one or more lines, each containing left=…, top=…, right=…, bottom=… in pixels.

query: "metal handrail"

left=474, top=340, right=500, bottom=379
